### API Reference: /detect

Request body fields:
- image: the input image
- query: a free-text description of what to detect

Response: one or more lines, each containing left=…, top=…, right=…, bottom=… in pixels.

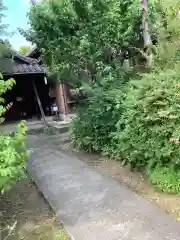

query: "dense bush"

left=0, top=75, right=28, bottom=193
left=0, top=121, right=28, bottom=193
left=70, top=66, right=180, bottom=192
left=111, top=67, right=180, bottom=171
left=70, top=77, right=125, bottom=152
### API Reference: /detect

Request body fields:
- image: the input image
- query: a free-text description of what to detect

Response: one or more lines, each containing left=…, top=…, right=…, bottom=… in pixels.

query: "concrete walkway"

left=0, top=115, right=73, bottom=134
left=28, top=134, right=180, bottom=240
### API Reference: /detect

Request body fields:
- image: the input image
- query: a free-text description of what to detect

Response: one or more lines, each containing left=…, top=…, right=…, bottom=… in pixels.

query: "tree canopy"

left=24, top=0, right=158, bottom=85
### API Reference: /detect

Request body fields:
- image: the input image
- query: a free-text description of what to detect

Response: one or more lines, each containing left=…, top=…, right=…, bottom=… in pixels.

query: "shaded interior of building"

left=0, top=49, right=52, bottom=123
left=3, top=75, right=53, bottom=123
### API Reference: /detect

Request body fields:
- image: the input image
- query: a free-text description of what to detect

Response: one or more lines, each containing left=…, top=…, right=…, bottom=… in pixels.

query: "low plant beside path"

left=0, top=73, right=28, bottom=194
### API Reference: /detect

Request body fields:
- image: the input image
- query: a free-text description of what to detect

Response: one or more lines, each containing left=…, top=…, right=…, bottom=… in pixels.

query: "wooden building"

left=0, top=47, right=79, bottom=123
left=27, top=48, right=81, bottom=118
left=0, top=50, right=51, bottom=122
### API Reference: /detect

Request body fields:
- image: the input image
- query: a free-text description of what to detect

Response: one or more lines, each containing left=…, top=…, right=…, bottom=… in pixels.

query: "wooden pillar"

left=32, top=79, right=47, bottom=126
left=55, top=83, right=69, bottom=116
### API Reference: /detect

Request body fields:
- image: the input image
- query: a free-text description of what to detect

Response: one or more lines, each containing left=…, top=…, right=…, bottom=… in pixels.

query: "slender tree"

left=141, top=0, right=152, bottom=47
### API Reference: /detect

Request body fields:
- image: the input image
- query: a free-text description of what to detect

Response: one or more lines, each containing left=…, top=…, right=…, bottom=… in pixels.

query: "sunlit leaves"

left=25, top=0, right=154, bottom=85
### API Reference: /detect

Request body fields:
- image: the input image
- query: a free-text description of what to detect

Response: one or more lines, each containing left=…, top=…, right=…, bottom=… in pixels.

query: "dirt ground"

left=0, top=178, right=70, bottom=240
left=59, top=141, right=180, bottom=220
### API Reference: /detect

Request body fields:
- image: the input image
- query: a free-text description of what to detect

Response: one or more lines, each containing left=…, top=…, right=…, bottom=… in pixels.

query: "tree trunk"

left=141, top=0, right=153, bottom=67
left=141, top=0, right=152, bottom=46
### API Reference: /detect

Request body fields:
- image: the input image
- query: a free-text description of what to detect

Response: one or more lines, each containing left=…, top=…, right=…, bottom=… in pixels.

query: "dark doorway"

left=3, top=75, right=51, bottom=122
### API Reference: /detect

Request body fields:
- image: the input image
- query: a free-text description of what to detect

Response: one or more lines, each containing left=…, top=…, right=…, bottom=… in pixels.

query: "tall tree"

left=141, top=0, right=152, bottom=47
left=25, top=0, right=151, bottom=85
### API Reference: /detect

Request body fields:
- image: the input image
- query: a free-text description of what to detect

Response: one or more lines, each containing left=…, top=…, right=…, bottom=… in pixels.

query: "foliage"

left=70, top=87, right=120, bottom=152
left=0, top=1, right=28, bottom=194
left=149, top=167, right=180, bottom=194
left=71, top=66, right=180, bottom=194
left=71, top=66, right=180, bottom=171
left=154, top=0, right=180, bottom=68
left=70, top=70, right=132, bottom=151
left=19, top=45, right=32, bottom=55
left=24, top=0, right=158, bottom=85
left=0, top=74, right=28, bottom=193
left=110, top=67, right=180, bottom=171
left=0, top=74, right=15, bottom=122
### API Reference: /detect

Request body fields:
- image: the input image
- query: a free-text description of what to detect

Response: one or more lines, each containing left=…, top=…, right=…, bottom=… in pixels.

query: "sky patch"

left=4, top=0, right=30, bottom=49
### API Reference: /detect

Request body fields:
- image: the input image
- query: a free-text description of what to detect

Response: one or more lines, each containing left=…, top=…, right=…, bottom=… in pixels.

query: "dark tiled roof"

left=26, top=47, right=39, bottom=58
left=11, top=64, right=45, bottom=74
left=0, top=59, right=45, bottom=75
left=0, top=41, right=44, bottom=75
left=13, top=51, right=40, bottom=64
left=0, top=51, right=45, bottom=75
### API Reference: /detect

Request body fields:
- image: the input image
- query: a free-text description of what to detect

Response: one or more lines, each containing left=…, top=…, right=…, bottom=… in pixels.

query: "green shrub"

left=112, top=66, right=180, bottom=171
left=0, top=121, right=28, bottom=193
left=70, top=90, right=120, bottom=152
left=149, top=167, right=180, bottom=194
left=0, top=75, right=28, bottom=193
left=70, top=75, right=128, bottom=152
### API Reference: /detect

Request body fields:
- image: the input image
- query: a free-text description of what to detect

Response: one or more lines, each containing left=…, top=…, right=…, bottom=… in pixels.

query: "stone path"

left=28, top=134, right=180, bottom=240
left=1, top=115, right=73, bottom=134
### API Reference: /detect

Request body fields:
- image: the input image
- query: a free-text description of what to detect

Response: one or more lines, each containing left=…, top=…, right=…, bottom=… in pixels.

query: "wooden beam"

left=32, top=79, right=47, bottom=126
left=60, top=83, right=68, bottom=115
